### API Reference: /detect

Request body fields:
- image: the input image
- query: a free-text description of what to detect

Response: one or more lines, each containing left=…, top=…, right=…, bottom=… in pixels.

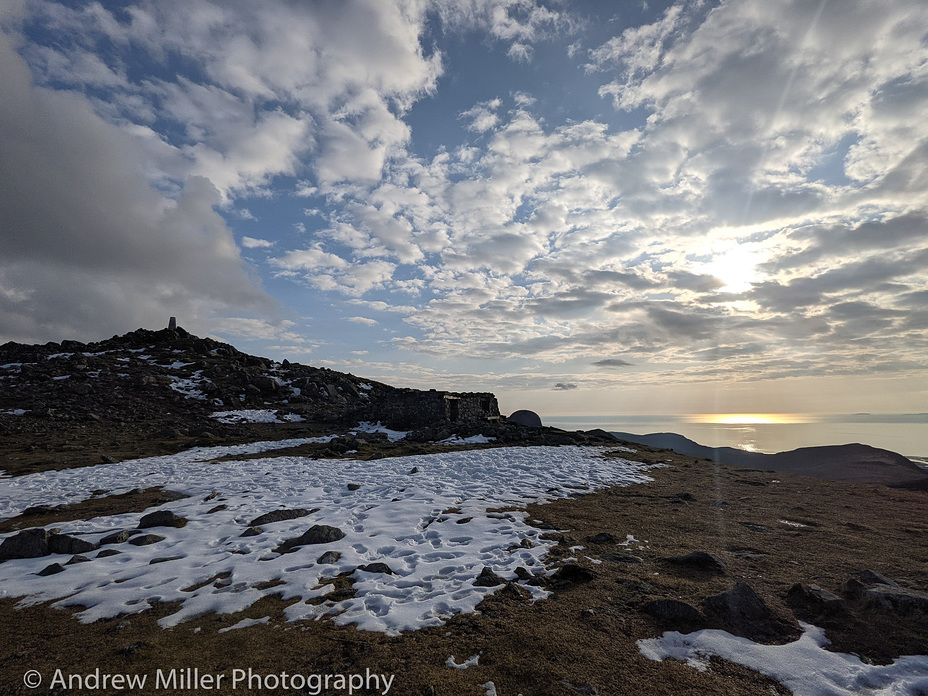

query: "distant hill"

left=613, top=431, right=928, bottom=487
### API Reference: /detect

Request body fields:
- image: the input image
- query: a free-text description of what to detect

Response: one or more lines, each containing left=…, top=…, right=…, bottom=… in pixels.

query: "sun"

left=703, top=245, right=761, bottom=293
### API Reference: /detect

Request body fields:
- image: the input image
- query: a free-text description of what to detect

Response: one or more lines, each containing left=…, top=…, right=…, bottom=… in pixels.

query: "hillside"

left=0, top=326, right=611, bottom=475
left=613, top=431, right=928, bottom=487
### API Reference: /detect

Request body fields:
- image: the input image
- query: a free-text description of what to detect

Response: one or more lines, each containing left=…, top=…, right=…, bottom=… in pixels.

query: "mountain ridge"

left=612, top=431, right=928, bottom=487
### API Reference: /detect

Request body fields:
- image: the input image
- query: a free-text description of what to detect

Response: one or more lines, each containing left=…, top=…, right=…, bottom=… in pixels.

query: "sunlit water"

left=545, top=414, right=928, bottom=464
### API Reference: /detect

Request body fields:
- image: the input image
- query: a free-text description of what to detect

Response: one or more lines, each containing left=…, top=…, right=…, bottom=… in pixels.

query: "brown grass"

left=2, top=446, right=927, bottom=695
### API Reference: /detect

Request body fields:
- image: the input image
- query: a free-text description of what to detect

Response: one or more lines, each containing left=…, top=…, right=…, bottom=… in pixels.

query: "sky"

left=1, top=0, right=927, bottom=418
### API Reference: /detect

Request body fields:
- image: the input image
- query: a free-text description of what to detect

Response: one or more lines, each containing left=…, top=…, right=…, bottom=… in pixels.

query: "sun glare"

left=688, top=413, right=809, bottom=425
left=702, top=244, right=762, bottom=293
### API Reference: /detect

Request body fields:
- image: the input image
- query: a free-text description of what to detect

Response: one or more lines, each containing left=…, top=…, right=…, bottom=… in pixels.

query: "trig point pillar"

left=168, top=316, right=177, bottom=330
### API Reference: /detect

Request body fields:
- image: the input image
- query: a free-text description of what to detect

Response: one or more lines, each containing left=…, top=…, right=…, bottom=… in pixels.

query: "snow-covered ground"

left=639, top=622, right=928, bottom=696
left=0, top=441, right=651, bottom=634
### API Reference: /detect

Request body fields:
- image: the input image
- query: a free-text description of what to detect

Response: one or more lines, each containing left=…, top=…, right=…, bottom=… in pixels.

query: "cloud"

left=241, top=236, right=275, bottom=249
left=0, top=28, right=274, bottom=343
left=347, top=316, right=379, bottom=326
left=592, top=358, right=633, bottom=368
left=554, top=382, right=578, bottom=390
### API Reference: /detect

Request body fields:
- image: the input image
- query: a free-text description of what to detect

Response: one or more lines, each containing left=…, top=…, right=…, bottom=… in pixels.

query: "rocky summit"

left=0, top=326, right=615, bottom=475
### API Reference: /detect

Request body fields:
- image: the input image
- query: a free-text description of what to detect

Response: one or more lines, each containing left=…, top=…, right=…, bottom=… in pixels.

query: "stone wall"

left=369, top=389, right=500, bottom=430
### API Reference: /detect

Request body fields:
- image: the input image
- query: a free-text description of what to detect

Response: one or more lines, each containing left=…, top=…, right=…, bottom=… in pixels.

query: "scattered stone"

left=669, top=492, right=695, bottom=503
left=347, top=483, right=361, bottom=491
left=37, top=562, right=65, bottom=576
left=206, top=505, right=227, bottom=514
left=560, top=680, right=599, bottom=695
left=786, top=582, right=846, bottom=613
left=137, top=510, right=187, bottom=529
left=357, top=562, right=395, bottom=575
left=100, top=455, right=117, bottom=464
left=550, top=563, right=596, bottom=589
left=860, top=570, right=899, bottom=587
left=128, top=534, right=165, bottom=546
left=585, top=532, right=617, bottom=544
left=317, top=551, right=341, bottom=564
left=703, top=582, right=797, bottom=641
left=0, top=528, right=55, bottom=560
left=275, top=525, right=346, bottom=553
left=864, top=585, right=928, bottom=617
left=249, top=508, right=317, bottom=527
left=410, top=467, right=419, bottom=474
left=473, top=566, right=506, bottom=587
left=643, top=599, right=706, bottom=627
left=100, top=530, right=135, bottom=545
left=203, top=492, right=221, bottom=502
left=150, top=555, right=184, bottom=564
left=118, top=641, right=147, bottom=655
left=66, top=554, right=92, bottom=565
left=48, top=533, right=98, bottom=555
left=840, top=578, right=867, bottom=602
left=22, top=504, right=65, bottom=516
left=662, top=550, right=726, bottom=573
left=96, top=549, right=122, bottom=558
left=740, top=522, right=772, bottom=533
left=601, top=552, right=644, bottom=564
left=240, top=527, right=263, bottom=538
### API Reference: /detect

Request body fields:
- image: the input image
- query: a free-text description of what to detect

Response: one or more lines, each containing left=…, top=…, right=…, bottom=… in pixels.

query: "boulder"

left=37, top=562, right=66, bottom=576
left=473, top=566, right=506, bottom=587
left=860, top=570, right=898, bottom=587
left=357, top=562, right=395, bottom=575
left=0, top=528, right=55, bottom=560
left=786, top=582, right=846, bottom=613
left=249, top=508, right=316, bottom=527
left=275, top=525, right=346, bottom=553
left=550, top=563, right=596, bottom=589
left=703, top=582, right=797, bottom=642
left=48, top=534, right=98, bottom=555
left=662, top=550, right=726, bottom=574
left=137, top=510, right=187, bottom=529
left=643, top=599, right=706, bottom=628
left=864, top=585, right=928, bottom=617
left=100, top=530, right=135, bottom=545
left=128, top=534, right=165, bottom=546
left=317, top=551, right=341, bottom=564
left=585, top=533, right=617, bottom=544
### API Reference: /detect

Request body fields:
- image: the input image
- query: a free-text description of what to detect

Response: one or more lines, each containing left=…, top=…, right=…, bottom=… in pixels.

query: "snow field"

left=0, top=442, right=652, bottom=634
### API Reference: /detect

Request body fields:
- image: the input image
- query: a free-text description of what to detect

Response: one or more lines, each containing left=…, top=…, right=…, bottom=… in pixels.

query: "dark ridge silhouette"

left=613, top=431, right=928, bottom=487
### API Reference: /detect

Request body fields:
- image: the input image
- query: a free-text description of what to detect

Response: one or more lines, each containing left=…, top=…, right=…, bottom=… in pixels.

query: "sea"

left=544, top=414, right=928, bottom=468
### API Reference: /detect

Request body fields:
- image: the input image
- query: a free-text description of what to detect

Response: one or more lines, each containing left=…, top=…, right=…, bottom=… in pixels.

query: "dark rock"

left=21, top=504, right=65, bottom=516
left=663, top=550, right=726, bottom=574
left=347, top=483, right=361, bottom=491
left=508, top=409, right=542, bottom=427
left=48, top=533, right=98, bottom=555
left=119, top=641, right=147, bottom=655
left=37, top=562, right=66, bottom=576
left=499, top=582, right=531, bottom=600
left=96, top=549, right=122, bottom=558
left=643, top=599, right=706, bottom=627
left=66, top=554, right=92, bottom=565
left=410, top=467, right=419, bottom=474
left=100, top=530, right=135, bottom=545
left=149, top=555, right=184, bottom=564
left=207, top=505, right=227, bottom=514
left=560, top=680, right=599, bottom=695
left=703, top=582, right=797, bottom=641
left=128, top=534, right=165, bottom=546
left=550, top=563, right=596, bottom=589
left=585, top=532, right=617, bottom=544
left=864, top=585, right=928, bottom=616
left=473, top=566, right=506, bottom=587
left=0, top=528, right=54, bottom=560
left=249, top=508, right=316, bottom=527
left=840, top=578, right=867, bottom=602
left=786, top=582, right=846, bottom=613
left=240, top=527, right=263, bottom=537
left=860, top=570, right=899, bottom=587
left=358, top=562, right=395, bottom=575
left=275, top=525, right=346, bottom=553
left=317, top=551, right=341, bottom=564
left=137, top=510, right=187, bottom=529
left=669, top=492, right=696, bottom=503
left=601, top=552, right=644, bottom=564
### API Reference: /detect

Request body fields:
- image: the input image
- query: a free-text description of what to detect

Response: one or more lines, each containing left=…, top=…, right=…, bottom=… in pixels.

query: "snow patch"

left=638, top=622, right=928, bottom=695
left=212, top=409, right=282, bottom=424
